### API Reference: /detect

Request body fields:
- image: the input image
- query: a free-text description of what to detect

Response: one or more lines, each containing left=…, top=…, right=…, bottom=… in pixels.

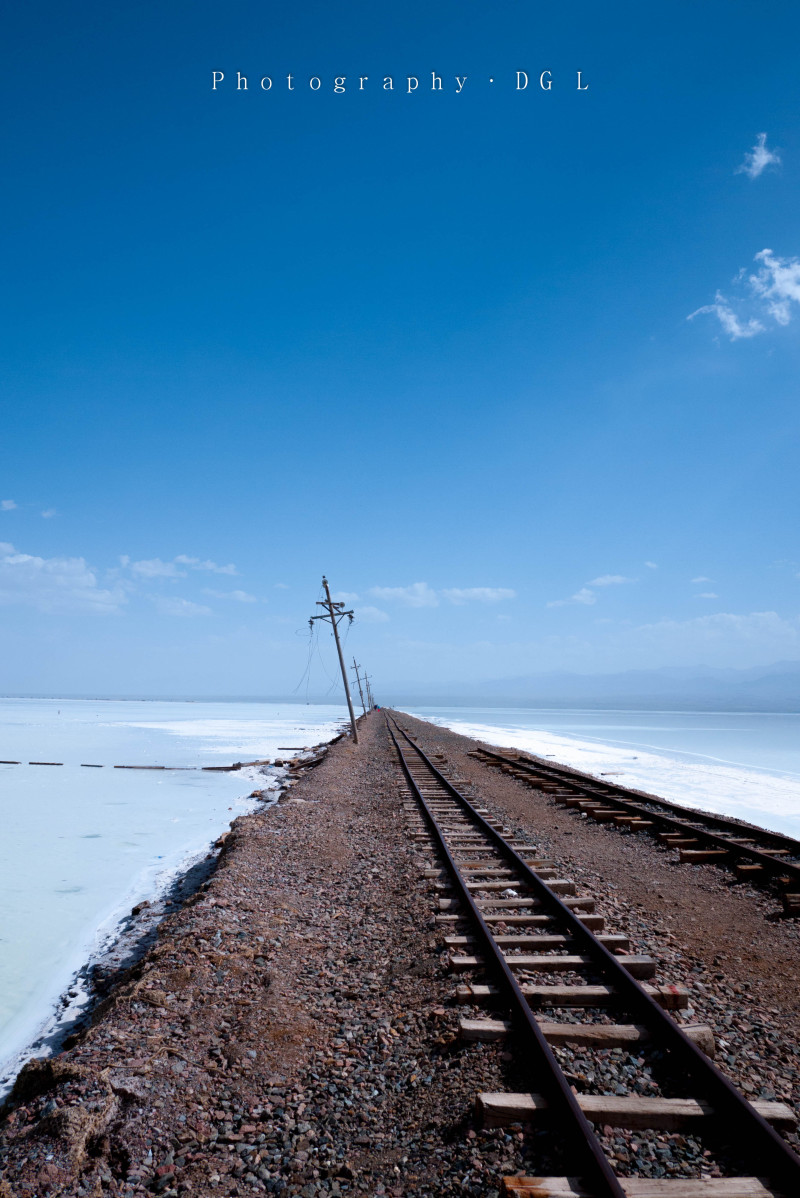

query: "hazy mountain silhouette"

left=386, top=661, right=800, bottom=710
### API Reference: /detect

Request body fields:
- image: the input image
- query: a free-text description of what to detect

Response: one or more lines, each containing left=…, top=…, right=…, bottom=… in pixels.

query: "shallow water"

left=0, top=697, right=346, bottom=1093
left=404, top=706, right=800, bottom=840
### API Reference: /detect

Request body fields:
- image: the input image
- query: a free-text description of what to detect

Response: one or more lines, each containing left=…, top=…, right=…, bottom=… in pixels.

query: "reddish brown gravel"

left=0, top=709, right=798, bottom=1198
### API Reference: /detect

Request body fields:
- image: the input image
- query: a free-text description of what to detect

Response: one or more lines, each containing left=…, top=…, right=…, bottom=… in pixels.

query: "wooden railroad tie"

left=444, top=933, right=630, bottom=952
left=448, top=952, right=656, bottom=979
left=436, top=878, right=578, bottom=895
left=476, top=1091, right=795, bottom=1132
left=735, top=863, right=764, bottom=878
left=500, top=1176, right=782, bottom=1197
left=456, top=982, right=689, bottom=1010
left=436, top=912, right=606, bottom=931
left=459, top=1018, right=715, bottom=1056
left=438, top=896, right=596, bottom=912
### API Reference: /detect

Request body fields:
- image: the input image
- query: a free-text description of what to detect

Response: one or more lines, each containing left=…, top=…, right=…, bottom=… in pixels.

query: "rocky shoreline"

left=0, top=711, right=798, bottom=1197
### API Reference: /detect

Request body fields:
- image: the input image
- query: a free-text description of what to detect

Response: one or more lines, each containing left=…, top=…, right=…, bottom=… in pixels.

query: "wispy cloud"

left=689, top=248, right=800, bottom=339
left=691, top=576, right=711, bottom=584
left=274, top=582, right=290, bottom=590
left=736, top=132, right=781, bottom=180
left=41, top=509, right=57, bottom=519
left=369, top=582, right=516, bottom=608
left=689, top=292, right=764, bottom=340
left=587, top=575, right=635, bottom=587
left=632, top=610, right=800, bottom=661
left=549, top=574, right=634, bottom=607
left=1, top=499, right=17, bottom=512
left=0, top=542, right=126, bottom=613
left=121, top=553, right=238, bottom=579
left=645, top=561, right=658, bottom=570
left=122, top=556, right=184, bottom=578
left=203, top=588, right=257, bottom=603
left=355, top=605, right=390, bottom=623
left=153, top=596, right=212, bottom=617
left=370, top=582, right=439, bottom=608
left=696, top=592, right=719, bottom=600
left=175, top=555, right=237, bottom=575
left=547, top=587, right=597, bottom=608
left=442, top=587, right=516, bottom=604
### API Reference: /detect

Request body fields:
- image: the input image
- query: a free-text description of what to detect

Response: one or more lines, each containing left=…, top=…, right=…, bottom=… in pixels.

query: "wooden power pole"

left=364, top=673, right=374, bottom=710
left=309, top=576, right=359, bottom=744
left=351, top=659, right=367, bottom=716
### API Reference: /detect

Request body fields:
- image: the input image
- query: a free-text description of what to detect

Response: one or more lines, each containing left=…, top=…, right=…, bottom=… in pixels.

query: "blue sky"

left=2, top=0, right=800, bottom=697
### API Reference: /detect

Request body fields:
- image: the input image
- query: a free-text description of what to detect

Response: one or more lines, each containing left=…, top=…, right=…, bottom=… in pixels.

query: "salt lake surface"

left=404, top=707, right=800, bottom=840
left=0, top=698, right=347, bottom=1094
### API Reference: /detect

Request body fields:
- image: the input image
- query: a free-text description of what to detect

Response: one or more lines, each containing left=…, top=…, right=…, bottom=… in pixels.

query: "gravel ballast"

left=0, top=710, right=798, bottom=1197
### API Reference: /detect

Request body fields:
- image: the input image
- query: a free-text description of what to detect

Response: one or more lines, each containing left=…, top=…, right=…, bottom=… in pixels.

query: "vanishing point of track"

left=387, top=715, right=800, bottom=1198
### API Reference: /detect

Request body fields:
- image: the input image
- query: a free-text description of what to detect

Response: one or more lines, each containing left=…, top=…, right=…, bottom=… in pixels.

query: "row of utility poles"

left=309, top=575, right=376, bottom=745
left=351, top=659, right=374, bottom=717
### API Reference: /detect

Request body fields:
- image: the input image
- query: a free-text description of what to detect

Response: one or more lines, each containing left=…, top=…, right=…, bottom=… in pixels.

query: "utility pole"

left=351, top=659, right=367, bottom=717
left=309, top=576, right=359, bottom=744
left=364, top=673, right=374, bottom=710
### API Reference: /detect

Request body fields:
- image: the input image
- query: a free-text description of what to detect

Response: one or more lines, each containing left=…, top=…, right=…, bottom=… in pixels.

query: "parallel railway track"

left=470, top=746, right=800, bottom=916
left=387, top=716, right=800, bottom=1198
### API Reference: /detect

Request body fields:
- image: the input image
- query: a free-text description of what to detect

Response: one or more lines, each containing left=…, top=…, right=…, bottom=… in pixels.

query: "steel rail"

left=478, top=745, right=800, bottom=852
left=386, top=719, right=628, bottom=1198
left=475, top=747, right=800, bottom=889
left=390, top=717, right=800, bottom=1195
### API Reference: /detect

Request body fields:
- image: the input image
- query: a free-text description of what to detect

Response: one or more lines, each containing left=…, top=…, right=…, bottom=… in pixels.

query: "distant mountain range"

left=6, top=662, right=800, bottom=711
left=385, top=661, right=800, bottom=711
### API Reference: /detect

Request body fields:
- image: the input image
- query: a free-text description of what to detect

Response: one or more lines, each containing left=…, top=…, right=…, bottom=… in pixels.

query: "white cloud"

left=203, top=588, right=257, bottom=603
left=153, top=596, right=212, bottom=617
left=748, top=249, right=800, bottom=327
left=274, top=582, right=290, bottom=590
left=691, top=576, right=711, bottom=584
left=688, top=292, right=764, bottom=340
left=631, top=610, right=800, bottom=663
left=442, top=587, right=516, bottom=604
left=0, top=542, right=125, bottom=613
left=696, top=592, right=719, bottom=599
left=689, top=248, right=800, bottom=340
left=122, top=554, right=238, bottom=579
left=41, top=509, right=57, bottom=519
left=1, top=499, right=17, bottom=511
left=369, top=583, right=515, bottom=608
left=356, top=605, right=390, bottom=623
left=645, top=561, right=658, bottom=569
left=126, top=557, right=185, bottom=578
left=175, top=555, right=237, bottom=575
left=587, top=575, right=635, bottom=587
left=370, top=582, right=439, bottom=608
left=547, top=587, right=597, bottom=608
left=736, top=132, right=781, bottom=180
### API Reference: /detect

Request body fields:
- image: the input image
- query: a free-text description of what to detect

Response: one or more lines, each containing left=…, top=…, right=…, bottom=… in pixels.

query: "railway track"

left=387, top=716, right=800, bottom=1198
left=470, top=746, right=800, bottom=917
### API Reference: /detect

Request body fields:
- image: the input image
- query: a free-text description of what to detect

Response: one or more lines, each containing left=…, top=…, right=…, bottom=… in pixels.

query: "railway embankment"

left=0, top=710, right=798, bottom=1198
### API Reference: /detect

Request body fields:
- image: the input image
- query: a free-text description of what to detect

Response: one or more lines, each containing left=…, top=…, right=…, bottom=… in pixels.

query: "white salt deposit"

left=0, top=698, right=346, bottom=1096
